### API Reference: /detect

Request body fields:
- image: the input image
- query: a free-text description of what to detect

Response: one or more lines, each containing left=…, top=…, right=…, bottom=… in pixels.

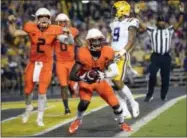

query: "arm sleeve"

left=146, top=26, right=155, bottom=35
left=129, top=18, right=139, bottom=29
left=168, top=25, right=174, bottom=35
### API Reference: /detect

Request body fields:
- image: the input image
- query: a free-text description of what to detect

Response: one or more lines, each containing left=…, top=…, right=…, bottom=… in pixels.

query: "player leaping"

left=8, top=8, right=74, bottom=126
left=110, top=1, right=139, bottom=119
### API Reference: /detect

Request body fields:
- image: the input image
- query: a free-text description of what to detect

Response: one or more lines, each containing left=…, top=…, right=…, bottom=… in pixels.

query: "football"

left=86, top=70, right=99, bottom=83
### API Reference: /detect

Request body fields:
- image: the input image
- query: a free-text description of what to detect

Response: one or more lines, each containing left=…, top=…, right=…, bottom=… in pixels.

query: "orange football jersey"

left=54, top=27, right=79, bottom=62
left=23, top=22, right=62, bottom=62
left=77, top=46, right=114, bottom=73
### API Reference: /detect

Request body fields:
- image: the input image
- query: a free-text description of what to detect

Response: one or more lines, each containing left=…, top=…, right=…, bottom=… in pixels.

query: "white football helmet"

left=86, top=28, right=105, bottom=52
left=35, top=8, right=51, bottom=29
left=55, top=13, right=70, bottom=21
left=55, top=13, right=70, bottom=27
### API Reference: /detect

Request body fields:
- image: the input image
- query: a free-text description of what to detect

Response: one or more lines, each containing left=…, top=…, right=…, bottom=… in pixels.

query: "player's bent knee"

left=112, top=104, right=123, bottom=115
left=78, top=100, right=90, bottom=112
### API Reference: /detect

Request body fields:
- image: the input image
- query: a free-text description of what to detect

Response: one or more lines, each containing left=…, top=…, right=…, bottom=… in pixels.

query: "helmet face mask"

left=35, top=8, right=51, bottom=30
left=37, top=15, right=51, bottom=29
left=88, top=38, right=104, bottom=52
left=56, top=20, right=69, bottom=27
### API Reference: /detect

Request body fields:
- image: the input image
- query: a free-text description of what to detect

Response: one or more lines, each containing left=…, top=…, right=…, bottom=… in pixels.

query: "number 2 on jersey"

left=113, top=27, right=120, bottom=42
left=37, top=38, right=45, bottom=53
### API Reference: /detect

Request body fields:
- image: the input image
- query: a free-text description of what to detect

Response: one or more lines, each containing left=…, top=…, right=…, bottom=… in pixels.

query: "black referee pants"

left=147, top=53, right=171, bottom=99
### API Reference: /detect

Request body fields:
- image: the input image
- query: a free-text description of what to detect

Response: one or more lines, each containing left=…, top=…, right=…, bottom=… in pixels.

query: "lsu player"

left=110, top=1, right=139, bottom=118
left=68, top=28, right=132, bottom=134
left=8, top=8, right=74, bottom=126
left=54, top=13, right=82, bottom=115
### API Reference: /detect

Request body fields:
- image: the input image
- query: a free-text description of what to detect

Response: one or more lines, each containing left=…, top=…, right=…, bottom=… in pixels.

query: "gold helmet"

left=112, top=1, right=131, bottom=18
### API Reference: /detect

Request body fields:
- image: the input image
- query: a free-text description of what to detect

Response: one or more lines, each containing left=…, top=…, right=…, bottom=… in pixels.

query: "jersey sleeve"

left=23, top=22, right=35, bottom=33
left=168, top=25, right=174, bottom=35
left=129, top=18, right=139, bottom=29
left=71, top=28, right=79, bottom=38
left=146, top=26, right=155, bottom=35
left=54, top=26, right=63, bottom=35
left=76, top=48, right=87, bottom=65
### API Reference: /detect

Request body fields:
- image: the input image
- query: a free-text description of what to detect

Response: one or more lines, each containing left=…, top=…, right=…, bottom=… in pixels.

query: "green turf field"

left=1, top=97, right=106, bottom=137
left=132, top=98, right=187, bottom=137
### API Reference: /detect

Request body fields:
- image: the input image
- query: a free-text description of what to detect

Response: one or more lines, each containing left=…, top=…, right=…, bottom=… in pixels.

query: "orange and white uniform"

left=77, top=46, right=119, bottom=107
left=54, top=27, right=79, bottom=87
left=23, top=22, right=62, bottom=94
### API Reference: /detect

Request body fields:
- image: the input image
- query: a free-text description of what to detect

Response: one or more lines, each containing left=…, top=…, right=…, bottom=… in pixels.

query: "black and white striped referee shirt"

left=147, top=26, right=174, bottom=55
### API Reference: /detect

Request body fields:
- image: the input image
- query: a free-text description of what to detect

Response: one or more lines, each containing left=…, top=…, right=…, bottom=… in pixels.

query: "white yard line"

left=33, top=94, right=144, bottom=136
left=115, top=95, right=187, bottom=137
left=1, top=105, right=54, bottom=123
left=33, top=104, right=108, bottom=136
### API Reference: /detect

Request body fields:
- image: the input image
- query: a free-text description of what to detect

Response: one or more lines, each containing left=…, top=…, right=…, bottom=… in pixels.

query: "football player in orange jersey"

left=8, top=8, right=74, bottom=126
left=54, top=13, right=82, bottom=115
left=68, top=28, right=132, bottom=134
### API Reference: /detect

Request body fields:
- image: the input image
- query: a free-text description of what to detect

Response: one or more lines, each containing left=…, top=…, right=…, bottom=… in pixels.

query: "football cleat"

left=120, top=123, right=132, bottom=132
left=22, top=105, right=34, bottom=123
left=132, top=101, right=139, bottom=118
left=69, top=119, right=82, bottom=134
left=36, top=118, right=45, bottom=127
left=64, top=109, right=71, bottom=115
left=144, top=96, right=153, bottom=102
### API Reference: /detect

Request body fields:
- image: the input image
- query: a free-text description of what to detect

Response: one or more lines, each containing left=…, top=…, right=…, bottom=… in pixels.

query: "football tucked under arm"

left=70, top=62, right=99, bottom=83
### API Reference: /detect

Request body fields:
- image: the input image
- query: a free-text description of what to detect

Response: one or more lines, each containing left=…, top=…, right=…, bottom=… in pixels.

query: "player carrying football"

left=54, top=13, right=82, bottom=115
left=8, top=8, right=74, bottom=126
left=68, top=28, right=132, bottom=134
left=110, top=1, right=139, bottom=118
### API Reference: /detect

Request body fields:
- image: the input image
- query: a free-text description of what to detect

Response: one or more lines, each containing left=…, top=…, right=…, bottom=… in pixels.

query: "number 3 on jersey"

left=113, top=27, right=120, bottom=42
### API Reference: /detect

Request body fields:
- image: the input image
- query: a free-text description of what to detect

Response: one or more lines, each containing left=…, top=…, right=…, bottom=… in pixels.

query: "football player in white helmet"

left=54, top=13, right=82, bottom=115
left=110, top=1, right=140, bottom=119
left=7, top=8, right=74, bottom=127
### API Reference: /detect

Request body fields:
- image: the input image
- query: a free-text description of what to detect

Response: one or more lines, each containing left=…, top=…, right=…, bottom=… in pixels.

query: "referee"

left=135, top=3, right=185, bottom=102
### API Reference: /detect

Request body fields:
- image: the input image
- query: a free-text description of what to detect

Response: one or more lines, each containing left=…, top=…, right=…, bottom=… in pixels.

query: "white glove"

left=79, top=72, right=87, bottom=82
left=114, top=49, right=127, bottom=62
left=134, top=4, right=140, bottom=14
left=96, top=70, right=105, bottom=82
left=179, top=3, right=185, bottom=13
left=57, top=34, right=68, bottom=43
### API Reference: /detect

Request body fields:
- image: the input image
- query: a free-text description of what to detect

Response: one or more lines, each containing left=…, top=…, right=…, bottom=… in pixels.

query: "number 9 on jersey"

left=113, top=27, right=120, bottom=42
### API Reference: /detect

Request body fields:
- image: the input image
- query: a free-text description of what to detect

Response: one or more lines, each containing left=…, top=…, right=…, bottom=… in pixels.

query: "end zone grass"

left=132, top=98, right=187, bottom=137
left=1, top=97, right=106, bottom=137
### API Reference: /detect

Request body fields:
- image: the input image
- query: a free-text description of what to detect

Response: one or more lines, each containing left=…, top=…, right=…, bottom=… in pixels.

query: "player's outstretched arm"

left=8, top=15, right=28, bottom=37
left=134, top=4, right=147, bottom=31
left=173, top=3, right=184, bottom=31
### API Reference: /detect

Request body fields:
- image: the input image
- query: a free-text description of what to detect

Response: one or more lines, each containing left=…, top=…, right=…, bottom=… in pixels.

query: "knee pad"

left=78, top=100, right=90, bottom=112
left=112, top=104, right=123, bottom=115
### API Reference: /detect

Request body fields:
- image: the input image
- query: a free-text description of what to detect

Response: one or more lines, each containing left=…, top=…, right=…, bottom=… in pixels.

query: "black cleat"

left=161, top=97, right=168, bottom=102
left=64, top=109, right=71, bottom=115
left=144, top=96, right=153, bottom=102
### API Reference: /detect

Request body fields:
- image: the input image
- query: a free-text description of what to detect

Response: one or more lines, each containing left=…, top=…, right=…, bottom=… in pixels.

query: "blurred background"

left=1, top=0, right=187, bottom=100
